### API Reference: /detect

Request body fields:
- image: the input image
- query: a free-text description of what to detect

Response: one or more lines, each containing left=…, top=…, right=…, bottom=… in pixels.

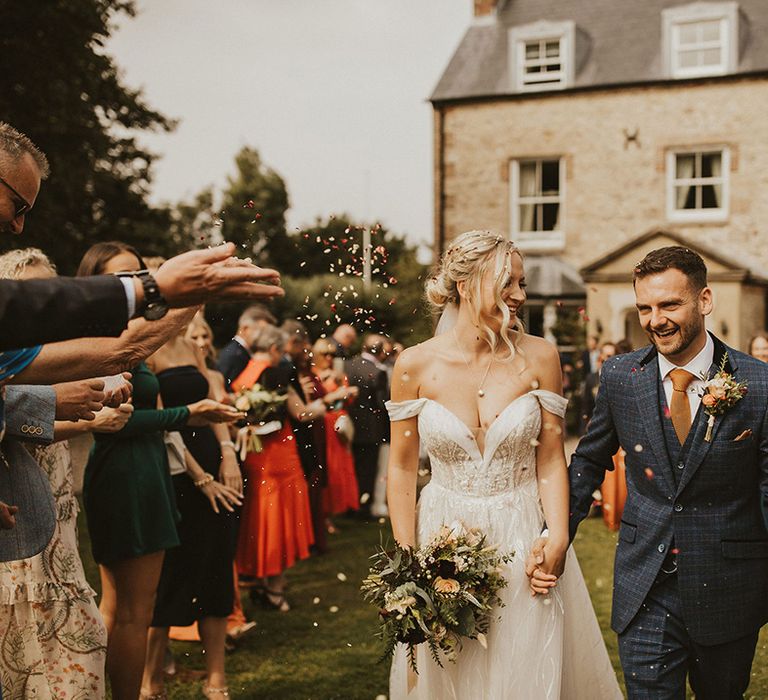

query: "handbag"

left=333, top=412, right=355, bottom=446
left=165, top=431, right=187, bottom=476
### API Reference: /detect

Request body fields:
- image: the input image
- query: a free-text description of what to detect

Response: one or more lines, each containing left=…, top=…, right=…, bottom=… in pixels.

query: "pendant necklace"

left=453, top=328, right=495, bottom=397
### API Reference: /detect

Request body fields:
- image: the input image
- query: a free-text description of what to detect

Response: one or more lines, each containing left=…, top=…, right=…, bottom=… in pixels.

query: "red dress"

left=233, top=360, right=314, bottom=578
left=311, top=372, right=360, bottom=515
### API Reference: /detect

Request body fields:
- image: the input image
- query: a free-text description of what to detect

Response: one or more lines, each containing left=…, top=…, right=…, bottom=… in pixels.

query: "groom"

left=528, top=246, right=768, bottom=699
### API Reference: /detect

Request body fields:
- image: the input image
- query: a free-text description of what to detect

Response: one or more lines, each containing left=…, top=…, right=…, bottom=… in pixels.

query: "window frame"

left=509, top=157, right=566, bottom=251
left=509, top=20, right=576, bottom=93
left=666, top=147, right=730, bottom=223
left=662, top=2, right=739, bottom=79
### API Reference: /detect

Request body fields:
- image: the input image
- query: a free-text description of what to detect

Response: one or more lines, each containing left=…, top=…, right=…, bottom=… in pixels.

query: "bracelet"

left=220, top=440, right=236, bottom=451
left=194, top=474, right=215, bottom=489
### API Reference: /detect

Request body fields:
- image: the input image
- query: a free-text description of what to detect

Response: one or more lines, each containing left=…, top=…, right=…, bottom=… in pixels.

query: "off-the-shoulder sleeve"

left=386, top=398, right=428, bottom=421
left=530, top=390, right=568, bottom=418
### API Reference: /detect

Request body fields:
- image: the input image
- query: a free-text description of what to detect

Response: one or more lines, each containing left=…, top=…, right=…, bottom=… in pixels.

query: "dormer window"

left=662, top=2, right=739, bottom=79
left=509, top=21, right=575, bottom=92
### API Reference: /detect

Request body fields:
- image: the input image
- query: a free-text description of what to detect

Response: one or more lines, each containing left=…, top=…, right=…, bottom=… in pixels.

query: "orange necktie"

left=669, top=368, right=696, bottom=445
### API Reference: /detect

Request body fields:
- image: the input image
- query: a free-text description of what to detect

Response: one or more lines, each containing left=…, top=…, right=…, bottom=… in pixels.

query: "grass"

left=79, top=513, right=767, bottom=699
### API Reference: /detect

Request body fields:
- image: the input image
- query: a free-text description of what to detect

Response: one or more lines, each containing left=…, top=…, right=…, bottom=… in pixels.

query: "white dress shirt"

left=657, top=333, right=715, bottom=425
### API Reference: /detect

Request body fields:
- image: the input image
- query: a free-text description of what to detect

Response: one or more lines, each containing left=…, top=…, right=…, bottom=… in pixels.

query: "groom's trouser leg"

left=618, top=575, right=689, bottom=699
left=619, top=574, right=759, bottom=700
left=687, top=629, right=758, bottom=700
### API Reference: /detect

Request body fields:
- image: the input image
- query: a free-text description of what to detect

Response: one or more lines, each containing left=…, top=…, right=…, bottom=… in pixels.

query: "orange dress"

left=601, top=449, right=628, bottom=530
left=233, top=360, right=314, bottom=578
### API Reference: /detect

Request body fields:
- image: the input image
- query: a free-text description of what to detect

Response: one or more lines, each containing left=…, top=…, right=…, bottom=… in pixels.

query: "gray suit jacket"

left=569, top=335, right=768, bottom=645
left=0, top=385, right=56, bottom=561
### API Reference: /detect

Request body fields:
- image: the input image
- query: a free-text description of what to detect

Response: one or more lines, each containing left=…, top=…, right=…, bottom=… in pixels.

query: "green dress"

left=83, top=362, right=190, bottom=564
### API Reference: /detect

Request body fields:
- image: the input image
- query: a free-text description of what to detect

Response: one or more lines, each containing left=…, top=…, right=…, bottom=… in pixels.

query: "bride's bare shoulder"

left=395, top=336, right=446, bottom=373
left=391, top=337, right=449, bottom=398
left=519, top=334, right=560, bottom=366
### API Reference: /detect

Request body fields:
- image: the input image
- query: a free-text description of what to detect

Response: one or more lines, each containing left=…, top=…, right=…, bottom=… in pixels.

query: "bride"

left=386, top=230, right=621, bottom=699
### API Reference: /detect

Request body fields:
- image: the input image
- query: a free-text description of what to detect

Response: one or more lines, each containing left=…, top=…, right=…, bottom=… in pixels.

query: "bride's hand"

left=525, top=537, right=560, bottom=596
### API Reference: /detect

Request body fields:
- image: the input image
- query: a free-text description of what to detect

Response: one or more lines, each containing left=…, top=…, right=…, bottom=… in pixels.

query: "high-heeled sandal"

left=139, top=690, right=167, bottom=700
left=250, top=585, right=290, bottom=612
left=203, top=685, right=230, bottom=698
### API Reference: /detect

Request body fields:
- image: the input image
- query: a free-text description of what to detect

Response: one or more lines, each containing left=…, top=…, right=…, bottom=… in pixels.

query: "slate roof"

left=580, top=227, right=768, bottom=284
left=524, top=255, right=585, bottom=297
left=431, top=0, right=768, bottom=102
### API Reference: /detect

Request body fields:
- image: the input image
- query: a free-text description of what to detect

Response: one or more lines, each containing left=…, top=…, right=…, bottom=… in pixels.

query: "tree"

left=219, top=147, right=290, bottom=269
left=276, top=215, right=433, bottom=344
left=0, top=0, right=176, bottom=272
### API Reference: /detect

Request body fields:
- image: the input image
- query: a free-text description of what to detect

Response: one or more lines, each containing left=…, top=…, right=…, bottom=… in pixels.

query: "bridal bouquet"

left=361, top=522, right=512, bottom=672
left=232, top=384, right=287, bottom=457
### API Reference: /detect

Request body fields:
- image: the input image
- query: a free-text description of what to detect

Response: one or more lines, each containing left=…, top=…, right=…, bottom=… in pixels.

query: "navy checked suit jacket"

left=569, top=335, right=768, bottom=645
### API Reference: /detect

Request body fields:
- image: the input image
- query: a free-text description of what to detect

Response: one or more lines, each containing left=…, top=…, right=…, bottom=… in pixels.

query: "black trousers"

left=352, top=442, right=380, bottom=515
left=618, top=573, right=759, bottom=700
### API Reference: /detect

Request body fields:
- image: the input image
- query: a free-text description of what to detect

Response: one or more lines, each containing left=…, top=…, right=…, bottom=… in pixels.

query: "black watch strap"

left=136, top=270, right=169, bottom=320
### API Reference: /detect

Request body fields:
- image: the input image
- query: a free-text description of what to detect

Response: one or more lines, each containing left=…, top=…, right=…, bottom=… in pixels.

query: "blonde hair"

left=186, top=313, right=216, bottom=362
left=426, top=230, right=524, bottom=358
left=0, top=247, right=56, bottom=280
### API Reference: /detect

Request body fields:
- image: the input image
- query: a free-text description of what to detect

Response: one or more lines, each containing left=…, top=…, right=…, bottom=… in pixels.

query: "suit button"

left=676, top=462, right=684, bottom=470
left=674, top=504, right=683, bottom=512
left=658, top=544, right=666, bottom=553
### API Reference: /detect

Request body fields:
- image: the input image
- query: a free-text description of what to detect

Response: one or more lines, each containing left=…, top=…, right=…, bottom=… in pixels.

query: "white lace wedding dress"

left=387, top=390, right=622, bottom=699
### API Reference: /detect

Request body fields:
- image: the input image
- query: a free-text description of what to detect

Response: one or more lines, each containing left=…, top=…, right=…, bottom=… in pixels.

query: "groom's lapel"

left=675, top=336, right=734, bottom=496
left=634, top=347, right=676, bottom=493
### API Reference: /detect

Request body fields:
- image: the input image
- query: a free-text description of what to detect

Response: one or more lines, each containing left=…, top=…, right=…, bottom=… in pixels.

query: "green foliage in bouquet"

left=234, top=384, right=287, bottom=423
left=361, top=523, right=513, bottom=673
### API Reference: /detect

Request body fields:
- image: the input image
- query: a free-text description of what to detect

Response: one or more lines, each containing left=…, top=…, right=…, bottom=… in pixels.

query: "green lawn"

left=79, top=513, right=767, bottom=699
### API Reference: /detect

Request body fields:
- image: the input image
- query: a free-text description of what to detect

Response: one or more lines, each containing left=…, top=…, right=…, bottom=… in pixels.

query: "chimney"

left=473, top=0, right=498, bottom=17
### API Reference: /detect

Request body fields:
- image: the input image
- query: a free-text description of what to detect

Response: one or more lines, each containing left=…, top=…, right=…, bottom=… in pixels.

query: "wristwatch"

left=136, top=270, right=169, bottom=320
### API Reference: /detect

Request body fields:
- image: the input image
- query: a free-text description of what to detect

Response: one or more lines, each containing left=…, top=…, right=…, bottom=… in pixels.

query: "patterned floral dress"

left=0, top=441, right=106, bottom=699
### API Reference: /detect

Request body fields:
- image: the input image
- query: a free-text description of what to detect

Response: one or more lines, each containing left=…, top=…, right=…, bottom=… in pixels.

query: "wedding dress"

left=387, top=390, right=622, bottom=699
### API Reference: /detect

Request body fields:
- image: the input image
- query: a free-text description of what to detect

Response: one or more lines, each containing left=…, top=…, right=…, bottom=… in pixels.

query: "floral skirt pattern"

left=0, top=442, right=106, bottom=699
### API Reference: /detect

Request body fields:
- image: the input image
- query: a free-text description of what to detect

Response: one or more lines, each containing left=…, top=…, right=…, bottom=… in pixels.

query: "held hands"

left=151, top=243, right=284, bottom=308
left=524, top=536, right=567, bottom=596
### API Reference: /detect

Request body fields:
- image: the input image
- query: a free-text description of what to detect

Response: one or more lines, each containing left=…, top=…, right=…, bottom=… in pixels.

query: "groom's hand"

left=525, top=536, right=558, bottom=596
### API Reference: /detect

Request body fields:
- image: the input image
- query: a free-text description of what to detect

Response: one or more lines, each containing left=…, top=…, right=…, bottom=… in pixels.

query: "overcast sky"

left=108, top=0, right=471, bottom=256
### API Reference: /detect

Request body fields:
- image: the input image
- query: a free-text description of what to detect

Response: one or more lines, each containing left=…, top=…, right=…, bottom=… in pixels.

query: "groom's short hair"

left=633, top=246, right=707, bottom=291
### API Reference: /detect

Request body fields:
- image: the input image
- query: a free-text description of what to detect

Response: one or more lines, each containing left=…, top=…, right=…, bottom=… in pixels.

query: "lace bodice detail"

left=386, top=390, right=567, bottom=498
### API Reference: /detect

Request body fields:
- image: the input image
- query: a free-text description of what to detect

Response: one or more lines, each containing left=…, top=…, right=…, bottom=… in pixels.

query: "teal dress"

left=83, top=362, right=190, bottom=564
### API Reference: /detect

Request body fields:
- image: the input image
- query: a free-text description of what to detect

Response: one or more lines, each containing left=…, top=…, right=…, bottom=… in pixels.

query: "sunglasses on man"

left=0, top=175, right=32, bottom=218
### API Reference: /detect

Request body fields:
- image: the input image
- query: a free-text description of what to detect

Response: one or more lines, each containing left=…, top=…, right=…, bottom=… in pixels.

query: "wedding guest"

left=748, top=332, right=768, bottom=363
left=0, top=250, right=132, bottom=698
left=614, top=337, right=634, bottom=355
left=281, top=320, right=328, bottom=552
left=218, top=305, right=277, bottom=387
left=345, top=334, right=390, bottom=518
left=330, top=323, right=358, bottom=358
left=311, top=338, right=360, bottom=530
left=182, top=312, right=257, bottom=645
left=143, top=321, right=245, bottom=699
left=579, top=341, right=617, bottom=435
left=233, top=325, right=327, bottom=611
left=78, top=242, right=240, bottom=700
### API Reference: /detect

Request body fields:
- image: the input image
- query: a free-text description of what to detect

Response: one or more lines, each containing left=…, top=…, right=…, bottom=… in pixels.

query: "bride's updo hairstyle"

left=426, top=230, right=524, bottom=358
